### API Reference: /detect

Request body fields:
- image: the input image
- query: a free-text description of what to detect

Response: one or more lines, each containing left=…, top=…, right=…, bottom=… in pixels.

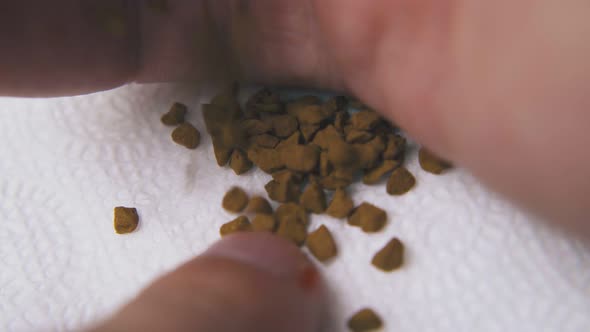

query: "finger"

left=311, top=0, right=590, bottom=231
left=0, top=1, right=139, bottom=96
left=90, top=233, right=326, bottom=332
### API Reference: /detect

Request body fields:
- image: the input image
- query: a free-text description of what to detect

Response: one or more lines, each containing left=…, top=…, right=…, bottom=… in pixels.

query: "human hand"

left=89, top=233, right=325, bottom=332
left=2, top=0, right=589, bottom=231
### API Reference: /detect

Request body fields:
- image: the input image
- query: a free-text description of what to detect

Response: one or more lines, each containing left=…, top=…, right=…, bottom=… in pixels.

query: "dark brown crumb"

left=419, top=148, right=453, bottom=174
left=220, top=216, right=252, bottom=236
left=222, top=187, right=249, bottom=213
left=244, top=196, right=273, bottom=215
left=161, top=102, right=187, bottom=126
left=386, top=166, right=416, bottom=195
left=371, top=238, right=404, bottom=272
left=326, top=188, right=354, bottom=218
left=347, top=308, right=383, bottom=332
left=114, top=207, right=139, bottom=234
left=299, top=182, right=327, bottom=214
left=171, top=123, right=200, bottom=149
left=251, top=214, right=277, bottom=232
left=306, top=225, right=337, bottom=262
left=348, top=203, right=387, bottom=233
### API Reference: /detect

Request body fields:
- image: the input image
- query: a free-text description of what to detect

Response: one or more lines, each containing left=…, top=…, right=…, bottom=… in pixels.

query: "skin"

left=2, top=1, right=589, bottom=331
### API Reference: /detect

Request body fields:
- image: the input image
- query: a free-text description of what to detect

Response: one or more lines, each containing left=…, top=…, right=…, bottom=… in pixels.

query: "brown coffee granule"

left=270, top=114, right=299, bottom=138
left=348, top=203, right=387, bottom=233
left=363, top=160, right=400, bottom=185
left=386, top=166, right=416, bottom=196
left=251, top=134, right=280, bottom=148
left=113, top=207, right=139, bottom=234
left=300, top=182, right=327, bottom=214
left=346, top=129, right=374, bottom=144
left=222, top=187, right=249, bottom=213
left=229, top=149, right=253, bottom=175
left=350, top=111, right=382, bottom=131
left=272, top=169, right=305, bottom=184
left=247, top=145, right=285, bottom=174
left=241, top=119, right=272, bottom=136
left=319, top=151, right=332, bottom=177
left=326, top=188, right=354, bottom=218
left=246, top=88, right=283, bottom=113
left=327, top=140, right=358, bottom=169
left=213, top=140, right=233, bottom=167
left=171, top=123, right=200, bottom=149
left=280, top=144, right=320, bottom=173
left=320, top=168, right=355, bottom=190
left=419, top=148, right=453, bottom=174
left=265, top=178, right=301, bottom=203
left=251, top=214, right=277, bottom=232
left=347, top=308, right=383, bottom=332
left=275, top=202, right=309, bottom=226
left=220, top=216, right=252, bottom=236
left=312, top=125, right=344, bottom=150
left=299, top=124, right=321, bottom=142
left=276, top=215, right=307, bottom=246
left=276, top=131, right=301, bottom=148
left=286, top=95, right=322, bottom=114
left=333, top=111, right=349, bottom=133
left=244, top=196, right=273, bottom=215
left=371, top=238, right=404, bottom=272
left=383, top=134, right=406, bottom=161
left=307, top=225, right=337, bottom=262
left=161, top=102, right=187, bottom=126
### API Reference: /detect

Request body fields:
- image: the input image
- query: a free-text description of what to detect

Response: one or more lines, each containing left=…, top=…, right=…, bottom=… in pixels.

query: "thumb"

left=90, top=233, right=326, bottom=332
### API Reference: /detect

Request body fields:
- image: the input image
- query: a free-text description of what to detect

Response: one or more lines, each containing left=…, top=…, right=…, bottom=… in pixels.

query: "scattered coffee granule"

left=276, top=131, right=301, bottom=148
left=280, top=144, right=320, bottom=173
left=251, top=214, right=277, bottom=232
left=276, top=215, right=307, bottom=246
left=371, top=238, right=404, bottom=272
left=270, top=114, right=299, bottom=138
left=251, top=134, right=280, bottom=148
left=386, top=166, right=416, bottom=196
left=363, top=160, right=400, bottom=185
left=161, top=102, right=187, bottom=126
left=229, top=149, right=253, bottom=175
left=300, top=182, right=327, bottom=214
left=419, top=148, right=453, bottom=174
left=326, top=188, right=354, bottom=218
left=347, top=308, right=383, bottom=332
left=113, top=206, right=139, bottom=234
left=222, top=187, right=249, bottom=213
left=246, top=88, right=283, bottom=113
left=346, top=129, right=374, bottom=144
left=348, top=203, right=387, bottom=233
left=265, top=178, right=301, bottom=203
left=244, top=196, right=273, bottom=215
left=383, top=134, right=406, bottom=161
left=306, top=225, right=337, bottom=262
left=220, top=216, right=252, bottom=236
left=241, top=119, right=272, bottom=136
left=275, top=203, right=309, bottom=226
left=350, top=111, right=382, bottom=131
left=247, top=145, right=285, bottom=174
left=171, top=123, right=200, bottom=149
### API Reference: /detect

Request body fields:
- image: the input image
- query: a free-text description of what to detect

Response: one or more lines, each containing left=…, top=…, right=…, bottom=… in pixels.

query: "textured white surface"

left=1, top=84, right=589, bottom=332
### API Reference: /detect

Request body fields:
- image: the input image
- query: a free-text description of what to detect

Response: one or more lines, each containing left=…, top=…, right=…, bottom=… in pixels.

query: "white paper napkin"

left=1, top=84, right=589, bottom=332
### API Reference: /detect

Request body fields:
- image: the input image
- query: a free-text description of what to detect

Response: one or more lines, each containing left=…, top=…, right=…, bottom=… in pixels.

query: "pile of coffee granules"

left=112, top=85, right=454, bottom=330
left=198, top=85, right=453, bottom=331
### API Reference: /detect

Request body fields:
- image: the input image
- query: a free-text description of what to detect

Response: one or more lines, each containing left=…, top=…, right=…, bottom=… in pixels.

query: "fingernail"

left=204, top=232, right=311, bottom=278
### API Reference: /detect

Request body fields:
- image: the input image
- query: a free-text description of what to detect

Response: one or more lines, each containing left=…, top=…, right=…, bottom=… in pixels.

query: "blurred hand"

left=89, top=233, right=325, bottom=332
left=2, top=1, right=589, bottom=227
